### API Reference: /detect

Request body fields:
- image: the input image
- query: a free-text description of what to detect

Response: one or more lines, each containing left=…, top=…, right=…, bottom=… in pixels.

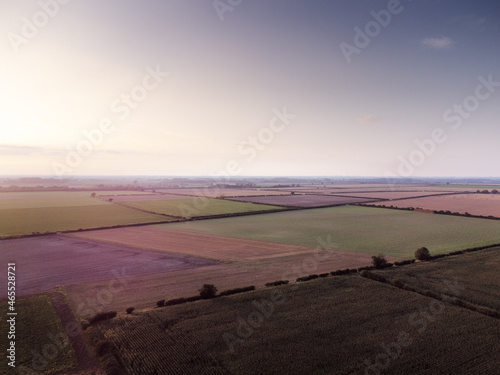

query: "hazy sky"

left=1, top=0, right=499, bottom=177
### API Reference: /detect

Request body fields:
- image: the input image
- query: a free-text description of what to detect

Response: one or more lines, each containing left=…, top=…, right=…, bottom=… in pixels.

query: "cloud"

left=421, top=36, right=453, bottom=50
left=0, top=145, right=63, bottom=156
left=356, top=115, right=382, bottom=125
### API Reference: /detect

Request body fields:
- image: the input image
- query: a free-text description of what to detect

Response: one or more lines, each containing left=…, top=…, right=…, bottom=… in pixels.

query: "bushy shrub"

left=296, top=274, right=319, bottom=282
left=199, top=284, right=218, bottom=299
left=319, top=273, right=329, bottom=278
left=415, top=247, right=431, bottom=261
left=165, top=298, right=186, bottom=306
left=185, top=295, right=202, bottom=302
left=371, top=254, right=388, bottom=269
left=126, top=307, right=135, bottom=314
left=89, top=311, right=117, bottom=325
left=265, top=280, right=289, bottom=287
left=156, top=299, right=165, bottom=308
left=430, top=254, right=446, bottom=260
left=394, top=260, right=415, bottom=266
left=448, top=250, right=465, bottom=256
left=219, top=286, right=255, bottom=296
left=356, top=266, right=375, bottom=273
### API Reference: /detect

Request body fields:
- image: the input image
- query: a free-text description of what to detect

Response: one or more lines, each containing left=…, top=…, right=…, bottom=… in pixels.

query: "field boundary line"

left=112, top=200, right=183, bottom=219
left=359, top=271, right=500, bottom=320
left=358, top=201, right=500, bottom=220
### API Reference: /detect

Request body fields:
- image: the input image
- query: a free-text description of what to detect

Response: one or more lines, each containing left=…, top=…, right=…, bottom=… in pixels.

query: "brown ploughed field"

left=333, top=191, right=458, bottom=200
left=372, top=193, right=500, bottom=217
left=68, top=226, right=315, bottom=261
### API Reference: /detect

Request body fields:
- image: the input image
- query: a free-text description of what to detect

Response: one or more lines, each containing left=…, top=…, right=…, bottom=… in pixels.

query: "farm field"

left=433, top=184, right=500, bottom=190
left=89, top=275, right=500, bottom=375
left=163, top=205, right=500, bottom=257
left=104, top=193, right=182, bottom=202
left=0, top=191, right=120, bottom=209
left=333, top=191, right=459, bottom=200
left=266, top=187, right=461, bottom=195
left=227, top=194, right=374, bottom=207
left=371, top=193, right=500, bottom=217
left=0, top=204, right=168, bottom=238
left=0, top=295, right=76, bottom=374
left=63, top=245, right=384, bottom=315
left=154, top=188, right=291, bottom=197
left=371, top=246, right=500, bottom=311
left=0, top=235, right=219, bottom=297
left=69, top=227, right=317, bottom=261
left=118, top=197, right=283, bottom=218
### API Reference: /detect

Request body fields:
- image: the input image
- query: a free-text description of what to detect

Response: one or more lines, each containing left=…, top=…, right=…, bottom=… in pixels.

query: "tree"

left=90, top=192, right=96, bottom=198
left=415, top=247, right=431, bottom=261
left=371, top=254, right=388, bottom=269
left=199, top=284, right=217, bottom=299
left=492, top=189, right=499, bottom=194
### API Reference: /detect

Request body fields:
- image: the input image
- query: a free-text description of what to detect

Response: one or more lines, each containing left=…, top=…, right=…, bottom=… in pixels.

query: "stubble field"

left=370, top=193, right=500, bottom=217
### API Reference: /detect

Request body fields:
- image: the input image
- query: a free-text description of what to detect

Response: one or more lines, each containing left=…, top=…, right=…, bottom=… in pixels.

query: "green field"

left=0, top=191, right=146, bottom=210
left=0, top=204, right=167, bottom=237
left=371, top=246, right=500, bottom=311
left=89, top=276, right=500, bottom=374
left=0, top=295, right=76, bottom=374
left=166, top=205, right=500, bottom=257
left=119, top=197, right=283, bottom=218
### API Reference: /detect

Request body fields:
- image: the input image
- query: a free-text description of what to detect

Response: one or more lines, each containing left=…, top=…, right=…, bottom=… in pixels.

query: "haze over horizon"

left=1, top=0, right=499, bottom=177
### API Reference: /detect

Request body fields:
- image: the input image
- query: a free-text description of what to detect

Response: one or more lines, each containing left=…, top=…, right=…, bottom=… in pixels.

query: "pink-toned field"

left=333, top=191, right=457, bottom=200
left=153, top=188, right=290, bottom=197
left=227, top=194, right=374, bottom=207
left=0, top=235, right=219, bottom=298
left=372, top=193, right=500, bottom=217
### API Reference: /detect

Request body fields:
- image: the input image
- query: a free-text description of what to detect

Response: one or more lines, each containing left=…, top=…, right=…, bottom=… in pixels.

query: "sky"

left=0, top=0, right=499, bottom=177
